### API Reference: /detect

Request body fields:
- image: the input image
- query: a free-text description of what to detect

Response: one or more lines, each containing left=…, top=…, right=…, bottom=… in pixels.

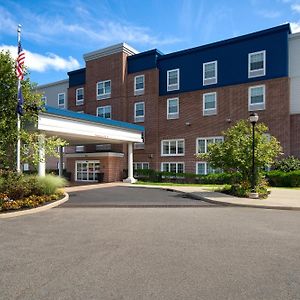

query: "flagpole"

left=16, top=24, right=21, bottom=173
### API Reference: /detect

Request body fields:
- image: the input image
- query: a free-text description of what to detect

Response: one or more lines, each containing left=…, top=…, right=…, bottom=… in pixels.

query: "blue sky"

left=0, top=0, right=299, bottom=85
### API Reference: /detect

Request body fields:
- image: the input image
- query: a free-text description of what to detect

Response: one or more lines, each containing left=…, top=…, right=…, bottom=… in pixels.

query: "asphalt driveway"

left=62, top=186, right=218, bottom=207
left=0, top=186, right=299, bottom=300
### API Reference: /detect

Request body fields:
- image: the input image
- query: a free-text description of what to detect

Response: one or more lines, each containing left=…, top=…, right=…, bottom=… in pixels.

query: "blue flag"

left=17, top=84, right=24, bottom=116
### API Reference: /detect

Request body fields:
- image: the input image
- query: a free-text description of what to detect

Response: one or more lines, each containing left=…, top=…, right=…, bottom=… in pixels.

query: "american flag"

left=16, top=41, right=25, bottom=80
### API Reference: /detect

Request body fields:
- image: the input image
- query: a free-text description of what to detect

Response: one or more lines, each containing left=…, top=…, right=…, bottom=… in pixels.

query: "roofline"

left=127, top=49, right=164, bottom=60
left=67, top=67, right=86, bottom=76
left=83, top=43, right=139, bottom=62
left=289, top=32, right=300, bottom=39
left=36, top=79, right=69, bottom=89
left=43, top=106, right=144, bottom=132
left=158, top=23, right=291, bottom=61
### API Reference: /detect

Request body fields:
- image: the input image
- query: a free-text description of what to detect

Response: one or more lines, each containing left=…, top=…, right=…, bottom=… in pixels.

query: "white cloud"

left=291, top=3, right=300, bottom=12
left=0, top=45, right=80, bottom=72
left=290, top=21, right=300, bottom=32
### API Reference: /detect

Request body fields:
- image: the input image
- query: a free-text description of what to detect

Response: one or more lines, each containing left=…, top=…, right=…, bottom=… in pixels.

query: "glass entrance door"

left=76, top=161, right=100, bottom=181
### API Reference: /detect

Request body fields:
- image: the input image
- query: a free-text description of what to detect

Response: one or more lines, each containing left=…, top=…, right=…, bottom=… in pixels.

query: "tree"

left=0, top=50, right=66, bottom=170
left=197, top=120, right=282, bottom=196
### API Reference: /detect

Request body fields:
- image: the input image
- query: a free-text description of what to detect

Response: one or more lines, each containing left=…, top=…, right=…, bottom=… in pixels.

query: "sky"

left=1, top=0, right=300, bottom=85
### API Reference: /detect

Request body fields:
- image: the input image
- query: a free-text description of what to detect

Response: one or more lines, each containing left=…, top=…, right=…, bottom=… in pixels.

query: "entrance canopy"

left=38, top=106, right=144, bottom=144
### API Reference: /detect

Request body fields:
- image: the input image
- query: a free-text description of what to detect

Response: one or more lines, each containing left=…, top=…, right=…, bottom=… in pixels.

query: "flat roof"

left=44, top=106, right=144, bottom=132
left=36, top=79, right=69, bottom=89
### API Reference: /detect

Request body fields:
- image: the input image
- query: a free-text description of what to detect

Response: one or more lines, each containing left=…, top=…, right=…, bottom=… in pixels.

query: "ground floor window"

left=161, top=162, right=184, bottom=173
left=196, top=162, right=221, bottom=175
left=76, top=161, right=100, bottom=181
left=134, top=162, right=149, bottom=170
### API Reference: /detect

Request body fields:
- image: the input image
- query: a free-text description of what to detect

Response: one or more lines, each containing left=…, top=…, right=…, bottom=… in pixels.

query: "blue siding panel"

left=68, top=68, right=86, bottom=87
left=158, top=26, right=290, bottom=95
left=128, top=49, right=163, bottom=73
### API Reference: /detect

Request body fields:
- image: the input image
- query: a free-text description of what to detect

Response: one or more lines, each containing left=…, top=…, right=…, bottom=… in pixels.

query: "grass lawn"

left=135, top=181, right=226, bottom=190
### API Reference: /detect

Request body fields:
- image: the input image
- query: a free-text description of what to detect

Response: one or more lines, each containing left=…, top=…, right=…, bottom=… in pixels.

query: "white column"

left=38, top=135, right=46, bottom=177
left=123, top=142, right=137, bottom=183
left=58, top=146, right=63, bottom=177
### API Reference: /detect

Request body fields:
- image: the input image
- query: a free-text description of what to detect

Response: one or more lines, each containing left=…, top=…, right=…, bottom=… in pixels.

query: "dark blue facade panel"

left=68, top=68, right=86, bottom=87
left=128, top=50, right=162, bottom=74
left=158, top=28, right=289, bottom=96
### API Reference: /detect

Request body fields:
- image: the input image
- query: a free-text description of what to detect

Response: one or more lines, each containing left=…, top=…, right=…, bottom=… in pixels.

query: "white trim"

left=203, top=61, right=217, bottom=86
left=248, top=50, right=266, bottom=78
left=134, top=101, right=145, bottom=123
left=161, top=162, right=185, bottom=173
left=134, top=75, right=145, bottom=95
left=97, top=105, right=112, bottom=119
left=167, top=97, right=179, bottom=119
left=196, top=136, right=224, bottom=154
left=36, top=79, right=68, bottom=90
left=248, top=85, right=266, bottom=111
left=167, top=68, right=180, bottom=91
left=57, top=93, right=65, bottom=109
left=97, top=80, right=111, bottom=100
left=203, top=92, right=217, bottom=116
left=76, top=87, right=84, bottom=106
left=161, top=139, right=185, bottom=156
left=66, top=152, right=124, bottom=158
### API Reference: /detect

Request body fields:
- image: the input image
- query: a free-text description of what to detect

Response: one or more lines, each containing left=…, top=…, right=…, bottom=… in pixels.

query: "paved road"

left=63, top=186, right=217, bottom=207
left=0, top=187, right=299, bottom=300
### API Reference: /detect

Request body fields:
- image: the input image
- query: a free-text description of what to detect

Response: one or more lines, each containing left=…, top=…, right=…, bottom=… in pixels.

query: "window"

left=134, top=102, right=145, bottom=122
left=196, top=137, right=224, bottom=154
left=196, top=162, right=221, bottom=175
left=41, top=96, right=47, bottom=105
left=134, top=132, right=145, bottom=149
left=248, top=50, right=266, bottom=78
left=161, top=139, right=184, bottom=156
left=97, top=80, right=111, bottom=100
left=203, top=92, right=217, bottom=116
left=97, top=105, right=111, bottom=119
left=134, top=162, right=149, bottom=170
left=161, top=162, right=184, bottom=173
left=167, top=98, right=179, bottom=119
left=249, top=85, right=265, bottom=111
left=134, top=75, right=145, bottom=95
left=96, top=144, right=111, bottom=151
left=76, top=161, right=100, bottom=181
left=23, top=163, right=29, bottom=171
left=167, top=69, right=179, bottom=91
left=76, top=88, right=84, bottom=105
left=203, top=61, right=217, bottom=85
left=58, top=93, right=65, bottom=109
left=75, top=145, right=85, bottom=152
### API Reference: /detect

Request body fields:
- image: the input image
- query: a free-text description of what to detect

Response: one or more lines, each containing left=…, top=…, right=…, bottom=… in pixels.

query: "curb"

left=0, top=193, right=69, bottom=219
left=129, top=185, right=300, bottom=211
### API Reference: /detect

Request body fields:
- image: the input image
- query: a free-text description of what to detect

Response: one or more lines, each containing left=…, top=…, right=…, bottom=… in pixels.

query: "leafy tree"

left=0, top=50, right=66, bottom=170
left=197, top=120, right=282, bottom=196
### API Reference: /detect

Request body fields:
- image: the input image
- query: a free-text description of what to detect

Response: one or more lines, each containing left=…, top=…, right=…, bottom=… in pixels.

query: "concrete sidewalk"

left=125, top=184, right=300, bottom=210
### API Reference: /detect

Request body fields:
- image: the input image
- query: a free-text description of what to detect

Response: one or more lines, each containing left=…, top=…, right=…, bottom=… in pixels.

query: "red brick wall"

left=290, top=114, right=300, bottom=157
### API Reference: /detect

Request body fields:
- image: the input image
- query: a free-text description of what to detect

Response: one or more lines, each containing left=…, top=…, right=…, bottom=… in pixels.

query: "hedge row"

left=266, top=170, right=300, bottom=187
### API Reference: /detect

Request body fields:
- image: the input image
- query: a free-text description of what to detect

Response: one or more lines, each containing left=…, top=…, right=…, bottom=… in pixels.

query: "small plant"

left=37, top=175, right=67, bottom=195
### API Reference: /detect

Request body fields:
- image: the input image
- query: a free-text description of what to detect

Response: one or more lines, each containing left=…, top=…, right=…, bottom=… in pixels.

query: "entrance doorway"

left=75, top=161, right=100, bottom=182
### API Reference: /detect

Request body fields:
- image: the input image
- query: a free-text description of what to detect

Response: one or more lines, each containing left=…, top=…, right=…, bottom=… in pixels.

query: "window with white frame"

left=161, top=139, right=184, bottom=156
left=161, top=162, right=184, bottom=173
left=134, top=132, right=145, bottom=149
left=134, top=75, right=145, bottom=95
left=58, top=93, right=65, bottom=109
left=97, top=105, right=112, bottom=119
left=23, top=163, right=29, bottom=171
left=76, top=88, right=84, bottom=105
left=249, top=85, right=265, bottom=111
left=97, top=80, right=111, bottom=100
left=56, top=162, right=65, bottom=169
left=167, top=69, right=179, bottom=91
left=196, top=162, right=221, bottom=175
left=134, top=162, right=149, bottom=170
left=134, top=102, right=145, bottom=122
left=196, top=137, right=224, bottom=154
left=41, top=96, right=47, bottom=105
left=75, top=145, right=85, bottom=152
left=248, top=50, right=266, bottom=78
left=203, top=61, right=217, bottom=85
left=203, top=92, right=217, bottom=116
left=167, top=97, right=179, bottom=119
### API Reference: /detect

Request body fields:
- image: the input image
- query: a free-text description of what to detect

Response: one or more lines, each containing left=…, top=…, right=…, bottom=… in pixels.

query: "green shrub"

left=266, top=170, right=300, bottom=187
left=37, top=175, right=67, bottom=195
left=273, top=156, right=300, bottom=172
